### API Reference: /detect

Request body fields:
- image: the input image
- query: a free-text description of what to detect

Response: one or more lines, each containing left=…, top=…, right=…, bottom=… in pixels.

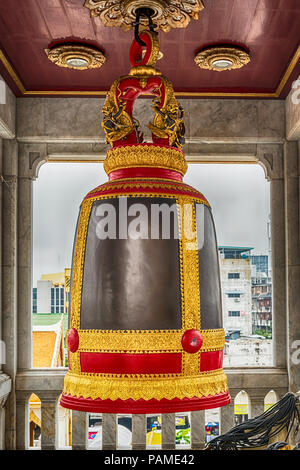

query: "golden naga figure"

left=148, top=94, right=186, bottom=148
left=101, top=30, right=186, bottom=149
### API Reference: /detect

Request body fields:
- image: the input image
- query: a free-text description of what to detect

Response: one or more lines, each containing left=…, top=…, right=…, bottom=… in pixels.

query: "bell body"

left=61, top=143, right=230, bottom=413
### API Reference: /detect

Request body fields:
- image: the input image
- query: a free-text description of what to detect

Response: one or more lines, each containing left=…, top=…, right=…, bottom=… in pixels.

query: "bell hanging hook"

left=133, top=7, right=156, bottom=47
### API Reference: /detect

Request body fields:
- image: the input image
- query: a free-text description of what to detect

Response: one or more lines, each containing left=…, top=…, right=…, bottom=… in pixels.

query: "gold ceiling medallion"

left=194, top=46, right=250, bottom=71
left=83, top=0, right=204, bottom=33
left=45, top=44, right=106, bottom=70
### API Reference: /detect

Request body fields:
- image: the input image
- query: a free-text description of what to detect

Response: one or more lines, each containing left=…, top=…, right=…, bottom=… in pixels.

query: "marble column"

left=190, top=410, right=205, bottom=449
left=0, top=138, right=2, bottom=369
left=102, top=413, right=117, bottom=450
left=0, top=140, right=3, bottom=448
left=2, top=139, right=18, bottom=449
left=269, top=160, right=287, bottom=369
left=284, top=141, right=300, bottom=393
left=0, top=403, right=4, bottom=450
left=0, top=374, right=11, bottom=450
left=161, top=413, right=176, bottom=450
left=15, top=392, right=30, bottom=450
left=17, top=148, right=34, bottom=371
left=248, top=394, right=265, bottom=419
left=71, top=410, right=88, bottom=450
left=132, top=414, right=146, bottom=450
left=219, top=402, right=235, bottom=434
left=40, top=393, right=59, bottom=450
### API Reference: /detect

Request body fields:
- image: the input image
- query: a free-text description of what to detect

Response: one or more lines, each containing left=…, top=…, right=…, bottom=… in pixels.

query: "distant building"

left=32, top=269, right=71, bottom=314
left=251, top=268, right=272, bottom=334
left=218, top=246, right=253, bottom=337
left=219, top=248, right=273, bottom=366
left=251, top=255, right=269, bottom=277
left=223, top=336, right=272, bottom=367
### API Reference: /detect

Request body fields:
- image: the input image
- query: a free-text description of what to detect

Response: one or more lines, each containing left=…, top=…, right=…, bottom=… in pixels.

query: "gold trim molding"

left=104, top=144, right=188, bottom=175
left=45, top=44, right=106, bottom=70
left=63, top=369, right=228, bottom=400
left=84, top=0, right=204, bottom=33
left=195, top=46, right=250, bottom=72
left=77, top=328, right=225, bottom=353
left=0, top=45, right=299, bottom=97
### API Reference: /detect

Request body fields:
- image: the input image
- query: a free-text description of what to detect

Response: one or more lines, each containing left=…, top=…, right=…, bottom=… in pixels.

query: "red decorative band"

left=200, top=351, right=223, bottom=372
left=108, top=167, right=183, bottom=182
left=80, top=352, right=182, bottom=375
left=60, top=391, right=231, bottom=413
left=84, top=186, right=209, bottom=204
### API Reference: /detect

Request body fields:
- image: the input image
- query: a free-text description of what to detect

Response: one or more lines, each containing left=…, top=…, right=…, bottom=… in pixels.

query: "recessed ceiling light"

left=45, top=44, right=106, bottom=70
left=195, top=46, right=250, bottom=71
left=212, top=59, right=234, bottom=69
left=66, top=57, right=90, bottom=68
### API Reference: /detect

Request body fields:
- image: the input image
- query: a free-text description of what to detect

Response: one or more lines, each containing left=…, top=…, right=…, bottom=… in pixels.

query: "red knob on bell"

left=182, top=329, right=203, bottom=353
left=67, top=328, right=79, bottom=353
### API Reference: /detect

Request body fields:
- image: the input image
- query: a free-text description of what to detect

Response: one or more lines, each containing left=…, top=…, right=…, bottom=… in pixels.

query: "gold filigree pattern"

left=194, top=47, right=250, bottom=72
left=179, top=198, right=200, bottom=331
left=104, top=145, right=188, bottom=175
left=70, top=199, right=93, bottom=331
left=178, top=197, right=201, bottom=376
left=129, top=65, right=162, bottom=78
left=69, top=351, right=81, bottom=375
left=45, top=44, right=106, bottom=70
left=84, top=0, right=205, bottom=33
left=77, top=329, right=225, bottom=353
left=63, top=369, right=228, bottom=400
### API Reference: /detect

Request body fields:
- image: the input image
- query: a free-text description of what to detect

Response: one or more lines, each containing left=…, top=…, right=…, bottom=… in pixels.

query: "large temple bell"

left=60, top=14, right=230, bottom=413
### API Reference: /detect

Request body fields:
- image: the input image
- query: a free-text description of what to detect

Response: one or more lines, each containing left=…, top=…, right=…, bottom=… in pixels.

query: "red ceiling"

left=0, top=0, right=299, bottom=98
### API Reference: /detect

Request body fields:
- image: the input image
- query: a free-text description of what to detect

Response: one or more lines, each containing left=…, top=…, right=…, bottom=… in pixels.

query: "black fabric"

left=195, top=204, right=223, bottom=329
left=80, top=197, right=182, bottom=330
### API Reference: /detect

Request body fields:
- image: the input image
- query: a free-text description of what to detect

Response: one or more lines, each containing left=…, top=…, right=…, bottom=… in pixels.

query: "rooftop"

left=218, top=246, right=254, bottom=260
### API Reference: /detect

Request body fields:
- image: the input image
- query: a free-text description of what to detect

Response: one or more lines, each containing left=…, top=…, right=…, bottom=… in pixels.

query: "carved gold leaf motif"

left=84, top=0, right=204, bottom=33
left=46, top=44, right=106, bottom=70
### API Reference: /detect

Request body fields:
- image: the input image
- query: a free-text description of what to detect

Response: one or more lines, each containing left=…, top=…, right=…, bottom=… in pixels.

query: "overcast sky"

left=32, top=162, right=270, bottom=286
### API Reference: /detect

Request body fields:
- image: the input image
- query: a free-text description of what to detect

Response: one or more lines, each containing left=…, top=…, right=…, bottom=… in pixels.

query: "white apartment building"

left=36, top=280, right=53, bottom=314
left=218, top=246, right=253, bottom=337
left=32, top=270, right=71, bottom=314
